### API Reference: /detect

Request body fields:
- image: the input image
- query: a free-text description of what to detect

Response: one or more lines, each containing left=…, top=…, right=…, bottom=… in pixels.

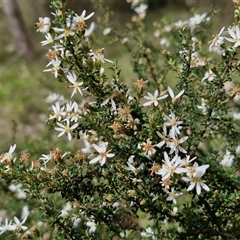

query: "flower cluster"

left=140, top=88, right=210, bottom=196
left=153, top=12, right=210, bottom=48
left=37, top=9, right=113, bottom=82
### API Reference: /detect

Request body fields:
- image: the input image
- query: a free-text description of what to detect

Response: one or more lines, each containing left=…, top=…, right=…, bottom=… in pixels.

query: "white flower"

left=112, top=201, right=120, bottom=208
left=179, top=47, right=207, bottom=67
left=167, top=136, right=188, bottom=155
left=73, top=10, right=95, bottom=25
left=119, top=231, right=125, bottom=238
left=150, top=193, right=159, bottom=202
left=157, top=152, right=187, bottom=180
left=171, top=207, right=178, bottom=216
left=174, top=20, right=188, bottom=28
left=183, top=164, right=210, bottom=195
left=36, top=17, right=51, bottom=33
left=128, top=155, right=135, bottom=163
left=236, top=145, right=240, bottom=155
left=233, top=112, right=240, bottom=120
left=53, top=18, right=76, bottom=39
left=10, top=215, right=28, bottom=232
left=209, top=27, right=225, bottom=52
left=89, top=142, right=115, bottom=166
left=0, top=219, right=13, bottom=235
left=49, top=102, right=65, bottom=121
left=143, top=90, right=168, bottom=107
left=160, top=38, right=170, bottom=47
left=186, top=162, right=209, bottom=177
left=167, top=87, right=184, bottom=104
left=125, top=161, right=144, bottom=175
left=101, top=97, right=117, bottom=111
left=134, top=3, right=148, bottom=19
left=8, top=183, right=27, bottom=199
left=40, top=151, right=53, bottom=165
left=55, top=119, right=79, bottom=141
left=85, top=22, right=96, bottom=37
left=163, top=187, right=183, bottom=204
left=140, top=227, right=155, bottom=239
left=188, top=13, right=208, bottom=30
left=45, top=93, right=64, bottom=103
left=90, top=48, right=113, bottom=63
left=121, top=37, right=129, bottom=44
left=73, top=218, right=81, bottom=228
left=43, top=59, right=62, bottom=78
left=21, top=206, right=29, bottom=220
left=226, top=26, right=240, bottom=48
left=103, top=27, right=111, bottom=35
left=156, top=128, right=169, bottom=148
left=53, top=45, right=72, bottom=59
left=64, top=101, right=79, bottom=122
left=72, top=10, right=94, bottom=32
left=179, top=155, right=197, bottom=168
left=220, top=150, right=234, bottom=167
left=1, top=144, right=16, bottom=164
left=127, top=0, right=138, bottom=8
left=67, top=71, right=84, bottom=97
left=60, top=202, right=72, bottom=217
left=197, top=98, right=207, bottom=115
left=202, top=69, right=216, bottom=82
left=163, top=111, right=183, bottom=138
left=41, top=33, right=54, bottom=46
left=183, top=170, right=210, bottom=195
left=164, top=25, right=172, bottom=32
left=80, top=131, right=98, bottom=154
left=86, top=220, right=97, bottom=233
left=65, top=101, right=77, bottom=113
left=233, top=94, right=240, bottom=102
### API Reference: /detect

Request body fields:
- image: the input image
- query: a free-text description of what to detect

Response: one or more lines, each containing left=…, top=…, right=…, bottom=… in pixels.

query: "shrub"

left=1, top=0, right=240, bottom=239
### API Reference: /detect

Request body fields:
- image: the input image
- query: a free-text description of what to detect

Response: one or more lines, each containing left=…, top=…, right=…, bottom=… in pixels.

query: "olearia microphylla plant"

left=2, top=0, right=240, bottom=239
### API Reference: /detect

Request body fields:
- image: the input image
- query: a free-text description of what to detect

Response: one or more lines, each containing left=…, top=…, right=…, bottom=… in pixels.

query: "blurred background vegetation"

left=0, top=0, right=234, bottom=153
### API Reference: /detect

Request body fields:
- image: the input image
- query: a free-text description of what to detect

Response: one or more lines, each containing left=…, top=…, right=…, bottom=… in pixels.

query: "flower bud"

left=140, top=199, right=146, bottom=205
left=127, top=189, right=136, bottom=197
